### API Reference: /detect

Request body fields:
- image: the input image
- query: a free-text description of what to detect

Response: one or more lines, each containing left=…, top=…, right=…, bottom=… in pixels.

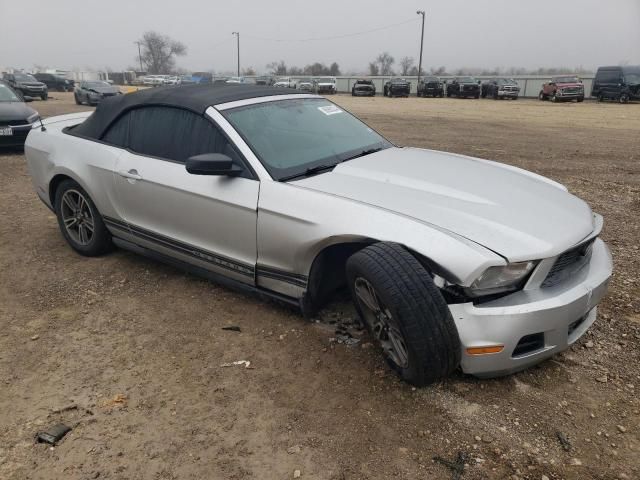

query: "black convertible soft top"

left=72, top=84, right=306, bottom=140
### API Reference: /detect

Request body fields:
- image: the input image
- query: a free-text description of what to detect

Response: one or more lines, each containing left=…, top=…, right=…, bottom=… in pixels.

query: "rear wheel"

left=346, top=242, right=461, bottom=386
left=54, top=179, right=112, bottom=256
left=619, top=93, right=630, bottom=104
left=538, top=91, right=547, bottom=101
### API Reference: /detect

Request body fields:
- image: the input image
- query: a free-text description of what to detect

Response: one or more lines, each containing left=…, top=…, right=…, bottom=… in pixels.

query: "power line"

left=244, top=18, right=419, bottom=43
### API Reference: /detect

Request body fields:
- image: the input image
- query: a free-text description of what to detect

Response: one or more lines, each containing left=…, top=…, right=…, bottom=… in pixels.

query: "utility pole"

left=416, top=10, right=426, bottom=89
left=232, top=32, right=240, bottom=77
left=134, top=41, right=143, bottom=73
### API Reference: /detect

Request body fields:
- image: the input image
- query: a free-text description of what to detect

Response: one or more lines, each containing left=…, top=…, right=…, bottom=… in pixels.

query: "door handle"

left=118, top=169, right=143, bottom=181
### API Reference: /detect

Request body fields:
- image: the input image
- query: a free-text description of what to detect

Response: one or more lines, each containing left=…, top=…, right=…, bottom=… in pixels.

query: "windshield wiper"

left=279, top=163, right=339, bottom=182
left=341, top=147, right=384, bottom=163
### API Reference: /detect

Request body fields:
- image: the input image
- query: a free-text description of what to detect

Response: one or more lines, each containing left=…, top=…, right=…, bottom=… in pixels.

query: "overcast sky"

left=1, top=0, right=639, bottom=74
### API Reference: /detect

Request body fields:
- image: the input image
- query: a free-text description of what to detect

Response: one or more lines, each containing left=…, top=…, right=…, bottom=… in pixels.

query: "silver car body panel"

left=24, top=95, right=613, bottom=377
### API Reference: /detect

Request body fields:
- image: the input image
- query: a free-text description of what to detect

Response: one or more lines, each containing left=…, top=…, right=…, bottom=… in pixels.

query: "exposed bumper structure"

left=450, top=238, right=612, bottom=377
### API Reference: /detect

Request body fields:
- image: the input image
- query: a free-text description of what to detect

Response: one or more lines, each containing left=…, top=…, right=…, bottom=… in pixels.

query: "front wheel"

left=54, top=179, right=112, bottom=256
left=41, top=92, right=48, bottom=101
left=619, top=93, right=630, bottom=104
left=74, top=94, right=81, bottom=105
left=346, top=243, right=461, bottom=386
left=538, top=91, right=547, bottom=101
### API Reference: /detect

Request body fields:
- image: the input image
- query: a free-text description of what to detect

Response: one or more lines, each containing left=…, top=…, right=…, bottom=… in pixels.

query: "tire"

left=41, top=92, right=48, bottom=101
left=54, top=179, right=112, bottom=256
left=619, top=93, right=629, bottom=104
left=346, top=242, right=461, bottom=386
left=74, top=93, right=81, bottom=105
left=551, top=92, right=558, bottom=103
left=446, top=91, right=451, bottom=98
left=577, top=97, right=584, bottom=103
left=538, top=91, right=546, bottom=101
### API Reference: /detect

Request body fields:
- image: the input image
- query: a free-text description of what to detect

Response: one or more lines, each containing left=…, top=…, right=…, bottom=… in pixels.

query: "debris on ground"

left=287, top=445, right=301, bottom=454
left=556, top=431, right=572, bottom=451
left=30, top=334, right=39, bottom=341
left=434, top=451, right=468, bottom=480
left=293, top=469, right=301, bottom=478
left=221, top=326, right=241, bottom=332
left=220, top=360, right=252, bottom=369
left=35, top=423, right=71, bottom=445
left=101, top=393, right=128, bottom=410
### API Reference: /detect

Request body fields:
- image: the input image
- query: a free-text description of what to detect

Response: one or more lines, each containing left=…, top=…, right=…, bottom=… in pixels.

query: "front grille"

left=4, top=119, right=30, bottom=126
left=542, top=239, right=595, bottom=288
left=513, top=333, right=545, bottom=357
left=561, top=87, right=581, bottom=95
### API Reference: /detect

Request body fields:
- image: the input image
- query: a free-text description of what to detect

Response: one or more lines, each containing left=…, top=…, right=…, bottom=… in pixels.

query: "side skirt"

left=111, top=237, right=303, bottom=312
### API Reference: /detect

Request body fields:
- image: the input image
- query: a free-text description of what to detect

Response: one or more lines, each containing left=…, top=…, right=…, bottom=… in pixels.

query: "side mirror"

left=186, top=153, right=243, bottom=176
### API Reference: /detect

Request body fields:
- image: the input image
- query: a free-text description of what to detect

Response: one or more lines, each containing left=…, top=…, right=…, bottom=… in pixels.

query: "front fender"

left=257, top=180, right=505, bottom=298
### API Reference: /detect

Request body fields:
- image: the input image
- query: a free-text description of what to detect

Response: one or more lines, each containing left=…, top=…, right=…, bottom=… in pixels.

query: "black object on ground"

left=36, top=423, right=71, bottom=445
left=434, top=451, right=468, bottom=480
left=556, top=430, right=572, bottom=451
left=221, top=326, right=242, bottom=332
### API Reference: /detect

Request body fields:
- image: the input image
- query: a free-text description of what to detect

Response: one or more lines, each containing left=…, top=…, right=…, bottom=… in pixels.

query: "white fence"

left=332, top=75, right=595, bottom=98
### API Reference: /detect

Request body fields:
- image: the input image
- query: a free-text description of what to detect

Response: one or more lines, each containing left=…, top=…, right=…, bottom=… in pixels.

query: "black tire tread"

left=347, top=242, right=461, bottom=386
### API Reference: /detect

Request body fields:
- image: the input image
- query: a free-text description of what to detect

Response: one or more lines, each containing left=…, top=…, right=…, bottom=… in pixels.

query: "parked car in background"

left=416, top=76, right=444, bottom=97
left=384, top=78, right=411, bottom=97
left=0, top=81, right=40, bottom=148
left=191, top=72, right=213, bottom=84
left=24, top=85, right=612, bottom=386
left=481, top=78, right=520, bottom=100
left=177, top=75, right=196, bottom=85
left=592, top=65, right=640, bottom=103
left=226, top=77, right=256, bottom=85
left=164, top=76, right=180, bottom=85
left=213, top=77, right=230, bottom=85
left=446, top=77, right=480, bottom=98
left=314, top=77, right=337, bottom=94
left=2, top=73, right=48, bottom=100
left=74, top=80, right=121, bottom=106
left=539, top=76, right=584, bottom=102
left=351, top=79, right=376, bottom=96
left=33, top=73, right=74, bottom=92
left=297, top=77, right=315, bottom=92
left=273, top=77, right=297, bottom=89
left=255, top=76, right=275, bottom=86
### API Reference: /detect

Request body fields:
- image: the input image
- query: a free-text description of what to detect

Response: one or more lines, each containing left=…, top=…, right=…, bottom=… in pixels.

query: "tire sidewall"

left=54, top=179, right=111, bottom=256
left=346, top=257, right=424, bottom=381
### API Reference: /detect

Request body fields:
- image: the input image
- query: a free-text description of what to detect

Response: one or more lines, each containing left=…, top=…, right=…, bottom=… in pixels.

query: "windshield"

left=498, top=78, right=517, bottom=85
left=223, top=98, right=392, bottom=181
left=553, top=76, right=580, bottom=83
left=356, top=80, right=372, bottom=84
left=624, top=73, right=640, bottom=84
left=423, top=77, right=438, bottom=82
left=318, top=77, right=335, bottom=83
left=14, top=73, right=38, bottom=82
left=84, top=81, right=110, bottom=88
left=458, top=77, right=476, bottom=83
left=0, top=83, right=21, bottom=102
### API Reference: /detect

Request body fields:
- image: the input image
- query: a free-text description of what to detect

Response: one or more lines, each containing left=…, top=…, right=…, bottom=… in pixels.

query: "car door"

left=109, top=106, right=259, bottom=284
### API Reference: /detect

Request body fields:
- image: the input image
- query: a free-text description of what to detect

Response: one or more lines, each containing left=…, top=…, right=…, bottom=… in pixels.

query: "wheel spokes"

left=355, top=278, right=381, bottom=313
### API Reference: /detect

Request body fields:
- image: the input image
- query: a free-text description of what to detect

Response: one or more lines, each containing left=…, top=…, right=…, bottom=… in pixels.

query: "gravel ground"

left=0, top=93, right=638, bottom=480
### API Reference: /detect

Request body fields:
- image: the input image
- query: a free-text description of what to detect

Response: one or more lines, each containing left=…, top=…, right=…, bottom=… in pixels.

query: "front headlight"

left=470, top=261, right=537, bottom=295
left=27, top=113, right=40, bottom=124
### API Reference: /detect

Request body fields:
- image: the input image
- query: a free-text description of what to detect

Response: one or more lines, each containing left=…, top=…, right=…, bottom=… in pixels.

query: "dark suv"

left=33, top=73, right=74, bottom=92
left=592, top=66, right=640, bottom=103
left=417, top=76, right=444, bottom=97
left=2, top=73, right=48, bottom=100
left=446, top=77, right=480, bottom=98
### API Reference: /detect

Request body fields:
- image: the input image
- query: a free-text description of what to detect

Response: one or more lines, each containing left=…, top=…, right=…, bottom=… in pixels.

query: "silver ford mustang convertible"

left=25, top=85, right=612, bottom=386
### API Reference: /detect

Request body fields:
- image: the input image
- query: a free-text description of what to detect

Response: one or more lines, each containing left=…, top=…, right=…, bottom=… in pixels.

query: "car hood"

left=294, top=147, right=595, bottom=261
left=18, top=81, right=45, bottom=87
left=87, top=86, right=120, bottom=94
left=0, top=102, right=37, bottom=122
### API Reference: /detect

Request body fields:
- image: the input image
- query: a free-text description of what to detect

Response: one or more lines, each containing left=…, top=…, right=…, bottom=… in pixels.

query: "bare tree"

left=138, top=31, right=186, bottom=74
left=368, top=62, right=380, bottom=76
left=242, top=66, right=256, bottom=76
left=329, top=62, right=341, bottom=76
left=266, top=60, right=287, bottom=75
left=374, top=52, right=395, bottom=76
left=399, top=56, right=414, bottom=76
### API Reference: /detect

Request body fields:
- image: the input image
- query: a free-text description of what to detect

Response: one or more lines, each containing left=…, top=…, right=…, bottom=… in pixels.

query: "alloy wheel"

left=60, top=189, right=95, bottom=246
left=354, top=277, right=409, bottom=369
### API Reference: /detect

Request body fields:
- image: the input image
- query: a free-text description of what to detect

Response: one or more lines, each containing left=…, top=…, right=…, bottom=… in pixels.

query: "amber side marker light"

left=466, top=346, right=504, bottom=355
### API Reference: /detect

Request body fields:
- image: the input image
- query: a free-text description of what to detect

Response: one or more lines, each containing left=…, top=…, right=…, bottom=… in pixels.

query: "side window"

left=102, top=111, right=132, bottom=147
left=127, top=106, right=247, bottom=171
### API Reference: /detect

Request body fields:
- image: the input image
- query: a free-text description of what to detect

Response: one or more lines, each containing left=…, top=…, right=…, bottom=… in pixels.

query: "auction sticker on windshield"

left=0, top=127, right=13, bottom=136
left=318, top=105, right=342, bottom=116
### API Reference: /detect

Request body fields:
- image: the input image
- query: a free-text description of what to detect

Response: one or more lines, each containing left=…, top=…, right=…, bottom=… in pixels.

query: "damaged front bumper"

left=449, top=238, right=612, bottom=377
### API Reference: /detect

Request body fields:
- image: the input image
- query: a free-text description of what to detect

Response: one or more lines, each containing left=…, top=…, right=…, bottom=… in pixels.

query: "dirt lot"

left=1, top=93, right=638, bottom=480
